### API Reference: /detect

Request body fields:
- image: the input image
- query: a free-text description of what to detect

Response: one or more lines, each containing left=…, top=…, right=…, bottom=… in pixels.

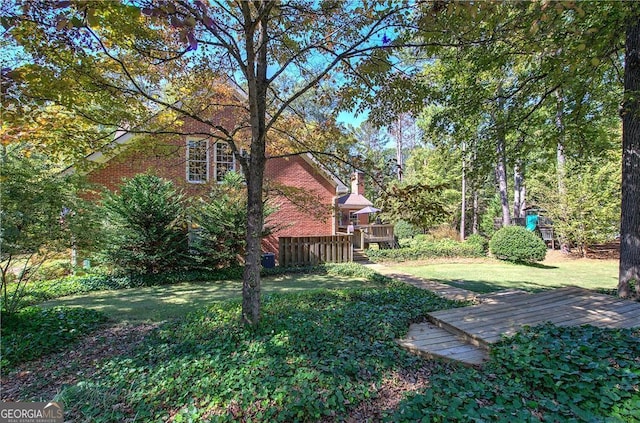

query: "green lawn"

left=41, top=273, right=381, bottom=322
left=387, top=253, right=618, bottom=293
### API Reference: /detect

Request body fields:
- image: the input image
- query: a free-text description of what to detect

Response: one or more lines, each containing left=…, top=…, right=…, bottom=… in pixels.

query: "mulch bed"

left=0, top=322, right=158, bottom=402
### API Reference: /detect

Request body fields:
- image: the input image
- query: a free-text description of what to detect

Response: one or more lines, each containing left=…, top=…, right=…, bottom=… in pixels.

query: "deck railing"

left=278, top=234, right=353, bottom=267
left=352, top=224, right=395, bottom=249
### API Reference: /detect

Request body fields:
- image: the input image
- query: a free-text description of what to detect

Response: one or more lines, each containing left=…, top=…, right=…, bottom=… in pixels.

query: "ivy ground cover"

left=53, top=282, right=640, bottom=422
left=57, top=282, right=459, bottom=422
left=389, top=324, right=640, bottom=422
left=1, top=307, right=108, bottom=371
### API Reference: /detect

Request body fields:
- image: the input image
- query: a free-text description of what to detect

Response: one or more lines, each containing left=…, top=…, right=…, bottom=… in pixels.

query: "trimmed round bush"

left=489, top=226, right=547, bottom=263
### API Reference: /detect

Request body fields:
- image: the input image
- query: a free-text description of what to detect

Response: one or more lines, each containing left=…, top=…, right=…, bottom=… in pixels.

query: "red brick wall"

left=86, top=139, right=209, bottom=195
left=262, top=156, right=336, bottom=256
left=86, top=110, right=242, bottom=196
left=85, top=117, right=338, bottom=259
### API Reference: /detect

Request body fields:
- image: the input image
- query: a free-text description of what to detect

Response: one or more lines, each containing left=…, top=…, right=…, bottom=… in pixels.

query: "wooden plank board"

left=477, top=289, right=530, bottom=304
left=445, top=304, right=632, bottom=344
left=398, top=323, right=489, bottom=366
left=376, top=266, right=640, bottom=365
left=430, top=287, right=578, bottom=321
left=428, top=287, right=640, bottom=346
left=409, top=338, right=474, bottom=352
left=429, top=287, right=608, bottom=326
left=554, top=304, right=640, bottom=328
left=427, top=292, right=597, bottom=346
left=383, top=273, right=478, bottom=302
left=400, top=342, right=488, bottom=366
left=439, top=288, right=634, bottom=330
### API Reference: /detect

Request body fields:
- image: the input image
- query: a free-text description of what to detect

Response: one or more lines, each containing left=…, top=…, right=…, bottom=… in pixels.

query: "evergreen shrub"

left=394, top=220, right=421, bottom=239
left=366, top=239, right=485, bottom=261
left=489, top=226, right=546, bottom=263
left=99, top=174, right=188, bottom=274
left=189, top=172, right=247, bottom=269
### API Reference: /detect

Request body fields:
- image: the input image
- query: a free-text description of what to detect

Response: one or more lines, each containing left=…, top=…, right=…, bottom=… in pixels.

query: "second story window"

left=187, top=138, right=208, bottom=183
left=214, top=142, right=235, bottom=182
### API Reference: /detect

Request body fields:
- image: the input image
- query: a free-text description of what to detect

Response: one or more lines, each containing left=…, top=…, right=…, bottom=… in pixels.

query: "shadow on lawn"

left=518, top=262, right=558, bottom=270
left=41, top=275, right=385, bottom=322
left=429, top=278, right=563, bottom=294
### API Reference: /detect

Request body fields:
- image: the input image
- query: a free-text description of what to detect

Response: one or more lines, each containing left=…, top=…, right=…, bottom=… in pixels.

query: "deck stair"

left=398, top=322, right=490, bottom=366
left=377, top=237, right=401, bottom=249
left=396, top=290, right=530, bottom=366
left=352, top=249, right=370, bottom=263
left=426, top=286, right=640, bottom=346
left=391, top=272, right=640, bottom=367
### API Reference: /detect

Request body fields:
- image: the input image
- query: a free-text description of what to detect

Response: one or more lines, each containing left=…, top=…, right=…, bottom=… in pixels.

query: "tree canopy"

left=351, top=1, right=638, bottom=297
left=2, top=0, right=417, bottom=324
left=3, top=0, right=638, bottom=307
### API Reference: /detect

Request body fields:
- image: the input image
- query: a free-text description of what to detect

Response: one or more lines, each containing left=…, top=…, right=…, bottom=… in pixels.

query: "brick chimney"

left=351, top=171, right=364, bottom=195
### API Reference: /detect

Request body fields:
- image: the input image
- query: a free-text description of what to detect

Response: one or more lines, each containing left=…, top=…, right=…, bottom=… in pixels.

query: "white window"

left=186, top=138, right=209, bottom=183
left=214, top=142, right=235, bottom=182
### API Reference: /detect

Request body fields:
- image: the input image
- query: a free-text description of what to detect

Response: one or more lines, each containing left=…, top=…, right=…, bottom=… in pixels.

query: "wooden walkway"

left=429, top=286, right=640, bottom=348
left=372, top=267, right=640, bottom=366
left=365, top=265, right=479, bottom=302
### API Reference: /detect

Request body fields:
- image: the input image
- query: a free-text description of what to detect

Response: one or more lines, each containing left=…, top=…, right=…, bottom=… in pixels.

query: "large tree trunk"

left=496, top=134, right=511, bottom=227
left=513, top=159, right=525, bottom=220
left=243, top=148, right=265, bottom=326
left=471, top=139, right=479, bottom=235
left=241, top=12, right=269, bottom=326
left=472, top=189, right=479, bottom=235
left=555, top=89, right=571, bottom=253
left=619, top=7, right=640, bottom=298
left=460, top=141, right=466, bottom=240
left=494, top=83, right=510, bottom=228
left=395, top=123, right=404, bottom=181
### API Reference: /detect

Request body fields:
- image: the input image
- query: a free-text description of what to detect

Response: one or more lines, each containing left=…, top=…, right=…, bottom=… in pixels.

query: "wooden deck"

left=365, top=266, right=479, bottom=302
left=379, top=265, right=640, bottom=366
left=397, top=322, right=490, bottom=366
left=428, top=286, right=640, bottom=349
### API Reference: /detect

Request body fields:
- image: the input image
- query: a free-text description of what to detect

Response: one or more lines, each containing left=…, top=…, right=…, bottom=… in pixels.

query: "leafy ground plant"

left=0, top=306, right=108, bottom=371
left=56, top=283, right=458, bottom=422
left=387, top=323, right=640, bottom=422
left=367, top=238, right=485, bottom=262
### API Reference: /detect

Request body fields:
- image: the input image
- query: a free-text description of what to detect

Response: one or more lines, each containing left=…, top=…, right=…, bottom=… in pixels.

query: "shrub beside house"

left=65, top=113, right=350, bottom=263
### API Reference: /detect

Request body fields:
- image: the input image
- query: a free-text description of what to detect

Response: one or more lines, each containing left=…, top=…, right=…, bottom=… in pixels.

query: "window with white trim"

left=186, top=138, right=208, bottom=183
left=214, top=142, right=235, bottom=182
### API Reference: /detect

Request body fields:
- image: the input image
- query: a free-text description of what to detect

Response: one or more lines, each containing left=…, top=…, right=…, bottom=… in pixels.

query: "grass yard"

left=41, top=273, right=383, bottom=322
left=387, top=251, right=618, bottom=293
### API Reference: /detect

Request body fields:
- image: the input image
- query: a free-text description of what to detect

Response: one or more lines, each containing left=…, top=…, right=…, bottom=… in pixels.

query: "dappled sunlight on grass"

left=55, top=286, right=455, bottom=422
left=41, top=275, right=378, bottom=322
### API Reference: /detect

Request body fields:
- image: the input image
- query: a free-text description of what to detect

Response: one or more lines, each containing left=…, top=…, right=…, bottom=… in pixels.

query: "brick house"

left=337, top=171, right=374, bottom=228
left=66, top=113, right=351, bottom=260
